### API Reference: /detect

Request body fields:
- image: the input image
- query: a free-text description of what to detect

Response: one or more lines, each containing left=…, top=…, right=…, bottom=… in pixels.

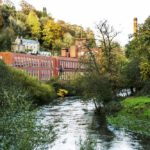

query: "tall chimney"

left=133, top=17, right=138, bottom=34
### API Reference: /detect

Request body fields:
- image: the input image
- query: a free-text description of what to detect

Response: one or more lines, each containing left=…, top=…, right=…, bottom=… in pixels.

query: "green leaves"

left=42, top=19, right=62, bottom=50
left=125, top=16, right=150, bottom=94
left=26, top=10, right=41, bottom=38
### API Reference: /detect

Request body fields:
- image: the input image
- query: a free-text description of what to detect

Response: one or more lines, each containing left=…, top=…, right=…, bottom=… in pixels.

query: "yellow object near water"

left=57, top=89, right=68, bottom=97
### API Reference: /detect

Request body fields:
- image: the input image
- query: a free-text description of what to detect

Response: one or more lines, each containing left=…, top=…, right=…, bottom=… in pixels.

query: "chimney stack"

left=133, top=17, right=138, bottom=34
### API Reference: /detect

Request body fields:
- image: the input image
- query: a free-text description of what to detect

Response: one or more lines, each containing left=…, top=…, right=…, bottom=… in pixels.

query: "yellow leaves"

left=140, top=60, right=150, bottom=80
left=26, top=10, right=41, bottom=38
left=42, top=19, right=62, bottom=47
left=57, top=89, right=68, bottom=98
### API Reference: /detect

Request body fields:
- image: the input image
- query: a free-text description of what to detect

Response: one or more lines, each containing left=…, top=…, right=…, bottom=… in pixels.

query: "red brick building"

left=0, top=52, right=81, bottom=81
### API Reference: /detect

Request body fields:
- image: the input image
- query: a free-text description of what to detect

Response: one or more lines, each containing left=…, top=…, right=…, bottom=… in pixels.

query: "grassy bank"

left=0, top=60, right=56, bottom=105
left=0, top=60, right=56, bottom=149
left=107, top=97, right=150, bottom=136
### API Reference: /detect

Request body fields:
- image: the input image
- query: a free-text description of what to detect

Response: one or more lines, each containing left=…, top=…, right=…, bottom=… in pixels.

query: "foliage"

left=80, top=74, right=112, bottom=106
left=42, top=19, right=62, bottom=50
left=0, top=9, right=4, bottom=28
left=0, top=60, right=56, bottom=105
left=121, top=59, right=142, bottom=94
left=0, top=27, right=15, bottom=51
left=57, top=89, right=68, bottom=97
left=107, top=96, right=150, bottom=136
left=26, top=10, right=41, bottom=38
left=0, top=59, right=56, bottom=149
left=0, top=87, right=56, bottom=150
left=47, top=77, right=78, bottom=97
left=79, top=20, right=126, bottom=112
left=0, top=1, right=96, bottom=52
left=63, top=32, right=74, bottom=48
left=139, top=59, right=150, bottom=80
left=125, top=16, right=150, bottom=95
left=20, top=0, right=35, bottom=15
left=86, top=27, right=96, bottom=48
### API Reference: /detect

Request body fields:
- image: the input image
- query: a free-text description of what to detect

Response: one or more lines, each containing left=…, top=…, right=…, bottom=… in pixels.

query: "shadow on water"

left=36, top=97, right=150, bottom=150
left=85, top=111, right=150, bottom=150
left=87, top=114, right=115, bottom=149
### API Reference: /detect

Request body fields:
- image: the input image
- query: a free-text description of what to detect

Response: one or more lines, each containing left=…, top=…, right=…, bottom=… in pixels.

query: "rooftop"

left=22, top=39, right=39, bottom=45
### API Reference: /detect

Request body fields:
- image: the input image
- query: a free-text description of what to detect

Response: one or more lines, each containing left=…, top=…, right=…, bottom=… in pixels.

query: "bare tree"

left=79, top=20, right=121, bottom=112
left=96, top=20, right=119, bottom=75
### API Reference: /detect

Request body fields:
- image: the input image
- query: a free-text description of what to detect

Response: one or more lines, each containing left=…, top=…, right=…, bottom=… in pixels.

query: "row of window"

left=60, top=60, right=79, bottom=69
left=40, top=70, right=52, bottom=80
left=25, top=45, right=38, bottom=50
left=13, top=56, right=53, bottom=68
left=26, top=69, right=52, bottom=80
left=59, top=71, right=78, bottom=80
left=27, top=70, right=39, bottom=79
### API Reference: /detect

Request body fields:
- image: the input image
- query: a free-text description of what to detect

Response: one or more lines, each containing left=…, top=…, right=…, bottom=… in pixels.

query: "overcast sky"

left=12, top=0, right=150, bottom=46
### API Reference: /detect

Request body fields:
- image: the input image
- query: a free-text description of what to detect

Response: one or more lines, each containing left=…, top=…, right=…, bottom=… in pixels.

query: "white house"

left=12, top=37, right=40, bottom=54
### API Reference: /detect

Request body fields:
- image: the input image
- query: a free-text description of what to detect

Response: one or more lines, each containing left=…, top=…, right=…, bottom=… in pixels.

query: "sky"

left=12, top=0, right=150, bottom=46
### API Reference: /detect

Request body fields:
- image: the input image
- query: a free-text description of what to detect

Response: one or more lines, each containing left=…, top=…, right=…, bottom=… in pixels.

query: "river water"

left=36, top=97, right=150, bottom=150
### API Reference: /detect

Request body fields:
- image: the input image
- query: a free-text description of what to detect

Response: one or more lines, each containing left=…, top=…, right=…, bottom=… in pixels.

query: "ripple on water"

left=36, top=97, right=150, bottom=150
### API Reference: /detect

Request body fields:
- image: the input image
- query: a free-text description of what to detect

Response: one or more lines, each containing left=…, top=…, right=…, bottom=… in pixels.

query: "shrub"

left=0, top=87, right=56, bottom=150
left=0, top=60, right=56, bottom=105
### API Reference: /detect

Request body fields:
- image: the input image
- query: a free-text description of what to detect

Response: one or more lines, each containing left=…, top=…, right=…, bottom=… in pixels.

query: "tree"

left=0, top=27, right=15, bottom=51
left=125, top=16, right=150, bottom=94
left=0, top=8, right=4, bottom=29
left=26, top=10, right=41, bottom=38
left=63, top=32, right=74, bottom=48
left=96, top=20, right=119, bottom=75
left=1, top=3, right=16, bottom=27
left=3, top=0, right=14, bottom=8
left=42, top=19, right=62, bottom=51
left=20, top=0, right=35, bottom=15
left=79, top=20, right=125, bottom=112
left=85, top=28, right=96, bottom=48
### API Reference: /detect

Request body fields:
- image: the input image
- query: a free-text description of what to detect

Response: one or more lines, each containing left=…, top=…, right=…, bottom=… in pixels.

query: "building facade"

left=12, top=37, right=40, bottom=54
left=0, top=52, right=81, bottom=81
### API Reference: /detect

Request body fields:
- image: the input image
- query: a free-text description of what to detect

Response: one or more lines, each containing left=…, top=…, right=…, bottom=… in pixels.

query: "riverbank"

left=107, top=96, right=150, bottom=136
left=0, top=60, right=57, bottom=149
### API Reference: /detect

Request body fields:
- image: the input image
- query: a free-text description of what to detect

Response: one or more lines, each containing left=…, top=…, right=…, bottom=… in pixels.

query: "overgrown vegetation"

left=74, top=20, right=127, bottom=113
left=0, top=60, right=57, bottom=149
left=107, top=97, right=150, bottom=136
left=47, top=77, right=82, bottom=97
left=0, top=60, right=56, bottom=105
left=0, top=87, right=56, bottom=149
left=125, top=16, right=150, bottom=96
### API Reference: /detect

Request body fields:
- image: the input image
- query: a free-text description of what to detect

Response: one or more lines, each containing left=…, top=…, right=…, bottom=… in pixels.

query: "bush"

left=79, top=74, right=112, bottom=105
left=0, top=87, right=56, bottom=150
left=0, top=61, right=57, bottom=149
left=47, top=77, right=80, bottom=96
left=139, top=79, right=150, bottom=96
left=0, top=60, right=56, bottom=105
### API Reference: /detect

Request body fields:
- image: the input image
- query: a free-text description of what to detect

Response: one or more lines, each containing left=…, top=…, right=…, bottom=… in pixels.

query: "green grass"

left=107, top=96, right=150, bottom=136
left=122, top=96, right=150, bottom=107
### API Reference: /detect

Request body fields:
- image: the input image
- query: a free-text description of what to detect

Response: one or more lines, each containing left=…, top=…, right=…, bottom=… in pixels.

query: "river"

left=36, top=97, right=150, bottom=150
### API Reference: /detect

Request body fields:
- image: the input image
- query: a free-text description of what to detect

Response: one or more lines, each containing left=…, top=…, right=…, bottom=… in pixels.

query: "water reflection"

left=36, top=97, right=150, bottom=150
